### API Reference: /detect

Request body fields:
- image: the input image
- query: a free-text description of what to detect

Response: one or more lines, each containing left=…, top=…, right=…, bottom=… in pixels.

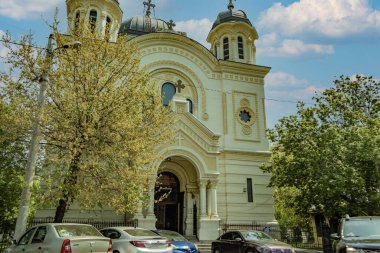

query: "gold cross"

left=143, top=0, right=156, bottom=17
left=175, top=80, right=185, bottom=93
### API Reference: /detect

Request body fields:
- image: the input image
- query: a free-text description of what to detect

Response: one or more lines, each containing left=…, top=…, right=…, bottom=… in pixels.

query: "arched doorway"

left=154, top=172, right=184, bottom=233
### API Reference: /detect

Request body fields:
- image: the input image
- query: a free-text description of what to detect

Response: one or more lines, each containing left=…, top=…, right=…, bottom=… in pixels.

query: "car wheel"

left=214, top=248, right=221, bottom=253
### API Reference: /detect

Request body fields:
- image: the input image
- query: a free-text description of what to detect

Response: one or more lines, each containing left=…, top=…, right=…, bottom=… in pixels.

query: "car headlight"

left=346, top=247, right=365, bottom=253
left=257, top=246, right=272, bottom=253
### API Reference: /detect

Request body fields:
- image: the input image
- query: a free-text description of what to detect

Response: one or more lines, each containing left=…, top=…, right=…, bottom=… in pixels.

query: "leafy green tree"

left=1, top=21, right=174, bottom=223
left=262, top=75, right=380, bottom=223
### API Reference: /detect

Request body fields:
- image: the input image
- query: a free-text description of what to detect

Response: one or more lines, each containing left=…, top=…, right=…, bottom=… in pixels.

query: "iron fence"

left=219, top=221, right=323, bottom=250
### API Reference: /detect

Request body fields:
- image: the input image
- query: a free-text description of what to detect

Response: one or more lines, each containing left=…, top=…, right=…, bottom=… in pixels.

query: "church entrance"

left=154, top=172, right=184, bottom=233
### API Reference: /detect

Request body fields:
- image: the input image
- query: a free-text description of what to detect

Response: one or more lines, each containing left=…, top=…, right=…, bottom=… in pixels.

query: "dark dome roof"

left=212, top=8, right=252, bottom=29
left=119, top=16, right=169, bottom=35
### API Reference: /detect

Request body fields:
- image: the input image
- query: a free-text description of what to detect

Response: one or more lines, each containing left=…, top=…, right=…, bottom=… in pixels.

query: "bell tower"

left=66, top=0, right=123, bottom=42
left=207, top=0, right=258, bottom=64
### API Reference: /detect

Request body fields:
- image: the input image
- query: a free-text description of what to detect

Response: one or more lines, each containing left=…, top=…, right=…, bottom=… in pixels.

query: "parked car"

left=212, top=230, right=295, bottom=253
left=152, top=230, right=200, bottom=253
left=100, top=227, right=172, bottom=253
left=330, top=216, right=380, bottom=253
left=4, top=223, right=112, bottom=253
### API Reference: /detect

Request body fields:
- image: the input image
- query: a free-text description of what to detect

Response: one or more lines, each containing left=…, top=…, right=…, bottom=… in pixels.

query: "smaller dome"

left=212, top=7, right=252, bottom=29
left=119, top=16, right=169, bottom=36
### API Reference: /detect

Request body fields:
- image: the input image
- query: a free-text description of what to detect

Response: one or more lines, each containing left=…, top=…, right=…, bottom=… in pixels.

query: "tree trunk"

left=54, top=198, right=68, bottom=222
left=53, top=152, right=81, bottom=222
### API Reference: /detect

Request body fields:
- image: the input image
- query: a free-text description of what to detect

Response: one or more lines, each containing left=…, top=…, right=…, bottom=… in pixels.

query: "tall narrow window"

left=74, top=11, right=81, bottom=32
left=186, top=99, right=193, bottom=113
left=214, top=45, right=218, bottom=58
left=89, top=10, right=97, bottom=32
left=223, top=37, right=229, bottom=60
left=238, top=36, right=244, bottom=59
left=161, top=83, right=176, bottom=106
left=105, top=17, right=112, bottom=41
left=247, top=178, right=253, bottom=202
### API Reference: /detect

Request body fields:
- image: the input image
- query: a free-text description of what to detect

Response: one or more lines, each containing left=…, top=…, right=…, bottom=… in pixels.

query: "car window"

left=221, top=232, right=233, bottom=240
left=18, top=228, right=36, bottom=245
left=54, top=225, right=102, bottom=237
left=156, top=231, right=186, bottom=241
left=101, top=229, right=121, bottom=239
left=344, top=219, right=380, bottom=237
left=31, top=226, right=47, bottom=244
left=242, top=231, right=273, bottom=241
left=124, top=229, right=157, bottom=237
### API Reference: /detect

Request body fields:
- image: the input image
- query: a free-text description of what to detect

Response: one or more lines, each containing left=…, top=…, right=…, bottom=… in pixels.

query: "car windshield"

left=157, top=231, right=187, bottom=241
left=125, top=229, right=158, bottom=237
left=54, top=225, right=102, bottom=237
left=241, top=231, right=274, bottom=241
left=344, top=219, right=380, bottom=237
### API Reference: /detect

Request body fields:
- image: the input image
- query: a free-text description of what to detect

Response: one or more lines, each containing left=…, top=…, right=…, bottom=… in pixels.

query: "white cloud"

left=175, top=18, right=212, bottom=47
left=265, top=72, right=323, bottom=101
left=257, top=34, right=334, bottom=57
left=0, top=0, right=60, bottom=20
left=258, top=0, right=380, bottom=39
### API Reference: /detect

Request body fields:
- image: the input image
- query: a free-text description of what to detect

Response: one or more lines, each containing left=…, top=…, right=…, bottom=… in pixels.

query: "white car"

left=100, top=227, right=172, bottom=253
left=4, top=223, right=112, bottom=253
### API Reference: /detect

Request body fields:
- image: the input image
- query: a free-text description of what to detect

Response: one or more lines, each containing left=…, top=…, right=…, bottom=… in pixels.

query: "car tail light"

left=61, top=239, right=72, bottom=253
left=130, top=240, right=146, bottom=248
left=107, top=239, right=112, bottom=253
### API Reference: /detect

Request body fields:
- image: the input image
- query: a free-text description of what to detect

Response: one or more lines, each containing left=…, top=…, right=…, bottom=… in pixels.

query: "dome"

left=212, top=5, right=252, bottom=29
left=119, top=16, right=169, bottom=36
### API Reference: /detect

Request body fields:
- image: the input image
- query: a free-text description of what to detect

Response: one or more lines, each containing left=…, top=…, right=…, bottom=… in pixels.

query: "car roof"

left=100, top=227, right=145, bottom=230
left=344, top=216, right=380, bottom=221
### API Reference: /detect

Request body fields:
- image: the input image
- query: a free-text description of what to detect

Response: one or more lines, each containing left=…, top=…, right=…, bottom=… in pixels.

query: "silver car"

left=100, top=227, right=172, bottom=253
left=4, top=223, right=112, bottom=253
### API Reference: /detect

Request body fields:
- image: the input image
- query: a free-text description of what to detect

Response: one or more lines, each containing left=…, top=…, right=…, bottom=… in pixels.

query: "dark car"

left=212, top=230, right=295, bottom=253
left=153, top=230, right=200, bottom=253
left=330, top=216, right=380, bottom=253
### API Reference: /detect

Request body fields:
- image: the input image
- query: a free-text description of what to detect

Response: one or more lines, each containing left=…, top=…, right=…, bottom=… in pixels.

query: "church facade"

left=37, top=0, right=275, bottom=240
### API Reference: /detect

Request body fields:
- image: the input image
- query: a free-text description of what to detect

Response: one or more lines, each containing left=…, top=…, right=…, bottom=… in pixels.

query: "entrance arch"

left=154, top=172, right=184, bottom=232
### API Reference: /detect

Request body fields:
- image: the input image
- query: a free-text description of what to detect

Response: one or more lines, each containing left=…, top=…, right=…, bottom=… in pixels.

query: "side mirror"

left=330, top=233, right=340, bottom=240
left=235, top=238, right=242, bottom=242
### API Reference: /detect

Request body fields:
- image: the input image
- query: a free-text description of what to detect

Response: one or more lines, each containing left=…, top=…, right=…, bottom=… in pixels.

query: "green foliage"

left=1, top=19, right=175, bottom=220
left=262, top=75, right=380, bottom=222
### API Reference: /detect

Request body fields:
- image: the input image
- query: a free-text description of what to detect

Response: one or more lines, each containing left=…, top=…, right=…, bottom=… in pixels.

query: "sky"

left=1, top=0, right=380, bottom=129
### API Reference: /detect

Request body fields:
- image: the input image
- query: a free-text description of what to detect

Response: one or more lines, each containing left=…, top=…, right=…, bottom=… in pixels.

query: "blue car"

left=153, top=230, right=200, bottom=253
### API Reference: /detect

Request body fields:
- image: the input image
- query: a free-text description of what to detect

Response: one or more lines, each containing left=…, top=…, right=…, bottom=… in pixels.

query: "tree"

left=262, top=75, right=380, bottom=223
left=1, top=21, right=174, bottom=224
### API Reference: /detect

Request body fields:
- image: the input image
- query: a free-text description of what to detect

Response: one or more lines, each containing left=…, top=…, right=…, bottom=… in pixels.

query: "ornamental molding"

left=175, top=113, right=221, bottom=154
left=145, top=60, right=209, bottom=120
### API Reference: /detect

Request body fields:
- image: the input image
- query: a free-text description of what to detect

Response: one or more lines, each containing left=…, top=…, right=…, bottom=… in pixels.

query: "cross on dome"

left=143, top=0, right=156, bottom=17
left=228, top=0, right=236, bottom=10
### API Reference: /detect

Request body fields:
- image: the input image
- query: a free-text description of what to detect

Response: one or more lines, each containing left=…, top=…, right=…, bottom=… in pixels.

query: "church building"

left=37, top=0, right=275, bottom=240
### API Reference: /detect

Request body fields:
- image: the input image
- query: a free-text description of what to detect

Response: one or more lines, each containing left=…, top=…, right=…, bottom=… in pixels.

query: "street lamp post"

left=14, top=34, right=80, bottom=240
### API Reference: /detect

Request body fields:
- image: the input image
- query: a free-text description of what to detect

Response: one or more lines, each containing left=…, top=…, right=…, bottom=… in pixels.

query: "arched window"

left=238, top=36, right=244, bottom=59
left=161, top=82, right=176, bottom=106
left=89, top=10, right=97, bottom=32
left=105, top=16, right=112, bottom=41
left=74, top=11, right=81, bottom=32
left=186, top=99, right=193, bottom=113
left=223, top=37, right=229, bottom=60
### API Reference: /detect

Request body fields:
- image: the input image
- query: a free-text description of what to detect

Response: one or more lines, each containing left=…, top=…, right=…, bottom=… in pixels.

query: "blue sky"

left=1, top=0, right=380, bottom=129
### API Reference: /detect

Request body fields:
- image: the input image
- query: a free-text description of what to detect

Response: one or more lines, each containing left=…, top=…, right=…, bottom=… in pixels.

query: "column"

left=198, top=179, right=208, bottom=217
left=210, top=180, right=219, bottom=218
left=207, top=187, right=211, bottom=216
